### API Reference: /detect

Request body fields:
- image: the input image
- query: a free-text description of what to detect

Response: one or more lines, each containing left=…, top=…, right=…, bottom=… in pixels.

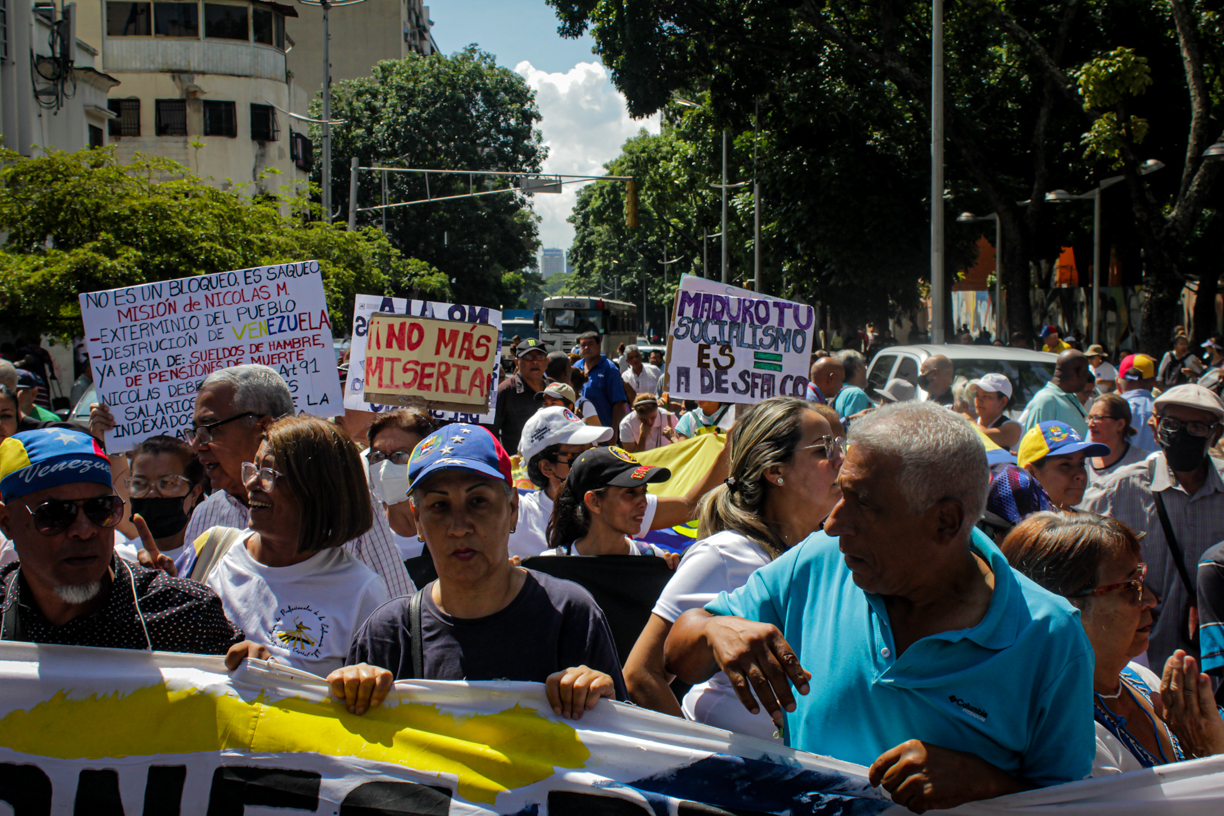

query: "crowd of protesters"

left=1, top=319, right=1223, bottom=813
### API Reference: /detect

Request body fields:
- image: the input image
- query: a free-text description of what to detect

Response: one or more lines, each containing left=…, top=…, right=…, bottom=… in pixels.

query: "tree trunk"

left=1191, top=272, right=1218, bottom=346
left=999, top=209, right=1034, bottom=343
left=1139, top=245, right=1184, bottom=356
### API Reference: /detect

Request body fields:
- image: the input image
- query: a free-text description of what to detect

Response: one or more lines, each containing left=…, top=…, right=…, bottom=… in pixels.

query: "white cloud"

left=515, top=60, right=661, bottom=262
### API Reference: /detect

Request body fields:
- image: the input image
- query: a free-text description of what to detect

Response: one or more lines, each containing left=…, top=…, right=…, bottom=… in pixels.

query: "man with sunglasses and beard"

left=0, top=428, right=241, bottom=652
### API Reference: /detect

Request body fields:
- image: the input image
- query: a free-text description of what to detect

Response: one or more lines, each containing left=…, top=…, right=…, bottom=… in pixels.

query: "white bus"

left=539, top=297, right=638, bottom=355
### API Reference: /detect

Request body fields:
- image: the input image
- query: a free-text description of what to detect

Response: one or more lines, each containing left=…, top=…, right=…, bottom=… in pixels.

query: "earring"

left=416, top=536, right=425, bottom=542
left=510, top=527, right=517, bottom=533
left=777, top=478, right=785, bottom=486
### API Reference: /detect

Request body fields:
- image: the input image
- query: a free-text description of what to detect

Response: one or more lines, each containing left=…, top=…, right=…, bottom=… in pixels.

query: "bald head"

left=810, top=357, right=845, bottom=399
left=0, top=360, right=16, bottom=392
left=1053, top=350, right=1089, bottom=394
left=919, top=355, right=954, bottom=398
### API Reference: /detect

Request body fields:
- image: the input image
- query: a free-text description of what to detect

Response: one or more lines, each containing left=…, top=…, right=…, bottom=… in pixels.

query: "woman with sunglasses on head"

left=1086, top=393, right=1147, bottom=484
left=365, top=409, right=437, bottom=561
left=623, top=397, right=845, bottom=740
left=219, top=416, right=390, bottom=676
left=1002, top=513, right=1224, bottom=774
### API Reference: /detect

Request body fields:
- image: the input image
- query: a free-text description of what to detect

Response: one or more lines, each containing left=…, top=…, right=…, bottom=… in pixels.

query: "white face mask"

left=370, top=459, right=411, bottom=506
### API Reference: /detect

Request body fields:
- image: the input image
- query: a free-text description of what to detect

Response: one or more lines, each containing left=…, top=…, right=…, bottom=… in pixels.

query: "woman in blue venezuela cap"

left=326, top=424, right=626, bottom=721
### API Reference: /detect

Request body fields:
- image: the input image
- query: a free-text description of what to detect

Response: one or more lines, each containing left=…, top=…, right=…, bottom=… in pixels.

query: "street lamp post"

left=956, top=212, right=1002, bottom=341
left=931, top=0, right=946, bottom=344
left=1046, top=158, right=1164, bottom=345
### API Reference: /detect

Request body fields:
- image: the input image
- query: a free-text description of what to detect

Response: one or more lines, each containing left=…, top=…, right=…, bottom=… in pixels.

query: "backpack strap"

left=189, top=526, right=245, bottom=584
left=1154, top=492, right=1195, bottom=594
left=410, top=585, right=426, bottom=680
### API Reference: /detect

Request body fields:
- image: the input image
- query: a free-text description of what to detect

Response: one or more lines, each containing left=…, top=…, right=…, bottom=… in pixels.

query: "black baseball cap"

left=516, top=338, right=547, bottom=358
left=567, top=447, right=671, bottom=496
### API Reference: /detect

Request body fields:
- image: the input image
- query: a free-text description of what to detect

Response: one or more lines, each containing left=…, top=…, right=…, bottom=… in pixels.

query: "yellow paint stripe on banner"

left=0, top=684, right=589, bottom=804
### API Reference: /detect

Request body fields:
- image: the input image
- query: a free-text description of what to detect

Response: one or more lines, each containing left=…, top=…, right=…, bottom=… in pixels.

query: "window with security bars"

left=108, top=98, right=141, bottom=137
left=155, top=99, right=187, bottom=136
left=290, top=130, right=312, bottom=170
left=1, top=0, right=9, bottom=62
left=203, top=100, right=237, bottom=137
left=250, top=104, right=278, bottom=142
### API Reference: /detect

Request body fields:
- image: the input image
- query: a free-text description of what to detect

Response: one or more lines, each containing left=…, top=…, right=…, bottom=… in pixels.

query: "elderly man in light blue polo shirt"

left=1022, top=349, right=1091, bottom=438
left=666, top=402, right=1094, bottom=813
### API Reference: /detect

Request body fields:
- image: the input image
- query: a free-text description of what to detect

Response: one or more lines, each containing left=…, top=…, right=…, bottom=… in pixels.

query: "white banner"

left=344, top=295, right=502, bottom=425
left=0, top=644, right=1221, bottom=814
left=667, top=275, right=814, bottom=403
left=79, top=261, right=341, bottom=452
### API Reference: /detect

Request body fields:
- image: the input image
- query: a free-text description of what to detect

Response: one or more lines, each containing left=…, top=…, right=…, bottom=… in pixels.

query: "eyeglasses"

left=548, top=452, right=581, bottom=468
left=241, top=462, right=283, bottom=493
left=800, top=435, right=847, bottom=463
left=1073, top=563, right=1147, bottom=605
left=189, top=411, right=258, bottom=445
left=22, top=495, right=126, bottom=536
left=124, top=475, right=192, bottom=498
left=1086, top=415, right=1123, bottom=424
left=1157, top=415, right=1218, bottom=439
left=368, top=450, right=412, bottom=466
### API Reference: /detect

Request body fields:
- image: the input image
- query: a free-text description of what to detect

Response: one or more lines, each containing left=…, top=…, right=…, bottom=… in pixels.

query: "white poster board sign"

left=667, top=275, right=814, bottom=403
left=344, top=295, right=502, bottom=424
left=80, top=261, right=342, bottom=452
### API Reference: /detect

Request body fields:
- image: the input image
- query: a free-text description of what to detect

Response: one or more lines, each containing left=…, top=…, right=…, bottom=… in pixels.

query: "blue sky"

left=430, top=0, right=599, bottom=74
left=426, top=1, right=660, bottom=255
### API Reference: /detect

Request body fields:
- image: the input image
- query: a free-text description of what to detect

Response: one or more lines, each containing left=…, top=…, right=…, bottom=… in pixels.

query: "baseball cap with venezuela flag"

left=0, top=428, right=112, bottom=501
left=407, top=424, right=513, bottom=491
left=1017, top=421, right=1110, bottom=469
left=1118, top=354, right=1157, bottom=382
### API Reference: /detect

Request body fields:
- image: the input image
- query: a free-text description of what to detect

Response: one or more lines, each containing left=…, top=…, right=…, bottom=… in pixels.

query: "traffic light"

left=625, top=179, right=638, bottom=228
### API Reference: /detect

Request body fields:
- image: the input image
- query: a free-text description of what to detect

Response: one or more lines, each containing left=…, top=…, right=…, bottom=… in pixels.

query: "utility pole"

left=321, top=0, right=331, bottom=222
left=930, top=0, right=945, bottom=343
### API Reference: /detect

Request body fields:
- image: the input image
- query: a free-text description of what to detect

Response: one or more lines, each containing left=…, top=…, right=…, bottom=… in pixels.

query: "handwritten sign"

left=80, top=261, right=341, bottom=452
left=667, top=274, right=814, bottom=403
left=362, top=313, right=498, bottom=412
left=344, top=295, right=502, bottom=424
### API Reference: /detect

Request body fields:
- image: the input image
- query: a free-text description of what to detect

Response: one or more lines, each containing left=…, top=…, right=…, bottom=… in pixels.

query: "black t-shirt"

left=490, top=374, right=548, bottom=454
left=347, top=569, right=627, bottom=700
left=0, top=559, right=243, bottom=653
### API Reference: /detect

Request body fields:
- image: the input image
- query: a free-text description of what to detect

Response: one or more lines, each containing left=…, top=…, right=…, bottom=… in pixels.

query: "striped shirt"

left=180, top=490, right=415, bottom=598
left=1081, top=453, right=1224, bottom=668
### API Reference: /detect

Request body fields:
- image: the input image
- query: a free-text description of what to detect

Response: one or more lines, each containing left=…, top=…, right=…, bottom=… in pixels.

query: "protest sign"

left=344, top=295, right=502, bottom=424
left=2, top=642, right=1222, bottom=815
left=667, top=275, right=814, bottom=403
left=79, top=261, right=341, bottom=452
left=362, top=313, right=498, bottom=414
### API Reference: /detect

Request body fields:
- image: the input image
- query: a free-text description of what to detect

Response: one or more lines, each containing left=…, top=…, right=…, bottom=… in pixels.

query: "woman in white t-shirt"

left=544, top=446, right=678, bottom=562
left=220, top=417, right=390, bottom=677
left=623, top=397, right=845, bottom=741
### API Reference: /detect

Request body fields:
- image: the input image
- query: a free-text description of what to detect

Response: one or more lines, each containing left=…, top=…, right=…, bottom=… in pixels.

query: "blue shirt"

left=705, top=529, right=1094, bottom=786
left=575, top=355, right=627, bottom=426
left=1022, top=381, right=1088, bottom=439
left=833, top=385, right=873, bottom=418
left=1123, top=388, right=1159, bottom=453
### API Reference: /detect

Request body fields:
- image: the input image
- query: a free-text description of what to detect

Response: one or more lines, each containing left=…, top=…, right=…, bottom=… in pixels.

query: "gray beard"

left=53, top=581, right=103, bottom=605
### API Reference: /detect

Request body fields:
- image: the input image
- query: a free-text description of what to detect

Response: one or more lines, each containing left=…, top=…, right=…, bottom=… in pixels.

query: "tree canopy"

left=549, top=0, right=1224, bottom=349
left=319, top=47, right=548, bottom=310
left=0, top=148, right=450, bottom=337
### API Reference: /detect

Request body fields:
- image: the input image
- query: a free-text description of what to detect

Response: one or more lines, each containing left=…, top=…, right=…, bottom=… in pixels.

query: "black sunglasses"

left=22, top=495, right=126, bottom=535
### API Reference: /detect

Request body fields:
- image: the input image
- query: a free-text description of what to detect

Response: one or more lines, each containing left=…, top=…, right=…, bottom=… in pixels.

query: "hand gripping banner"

left=0, top=642, right=1221, bottom=814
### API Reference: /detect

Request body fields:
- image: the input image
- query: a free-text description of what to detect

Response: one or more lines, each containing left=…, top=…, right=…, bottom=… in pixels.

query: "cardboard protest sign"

left=344, top=295, right=502, bottom=424
left=79, top=261, right=341, bottom=452
left=362, top=313, right=498, bottom=413
left=667, top=274, right=814, bottom=403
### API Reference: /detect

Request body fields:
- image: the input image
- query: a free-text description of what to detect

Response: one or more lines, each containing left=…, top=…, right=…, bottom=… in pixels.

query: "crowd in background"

left=0, top=319, right=1222, bottom=813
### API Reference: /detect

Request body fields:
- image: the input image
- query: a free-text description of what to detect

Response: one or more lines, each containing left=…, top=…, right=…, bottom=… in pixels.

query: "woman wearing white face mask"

left=365, top=409, right=436, bottom=563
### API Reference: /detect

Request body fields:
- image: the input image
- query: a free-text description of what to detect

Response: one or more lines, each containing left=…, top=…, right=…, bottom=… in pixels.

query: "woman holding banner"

left=623, top=397, right=845, bottom=740
left=326, top=424, right=625, bottom=721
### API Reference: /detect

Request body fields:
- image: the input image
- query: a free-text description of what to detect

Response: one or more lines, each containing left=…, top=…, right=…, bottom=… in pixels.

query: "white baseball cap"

left=518, top=406, right=613, bottom=462
left=968, top=373, right=1013, bottom=400
left=1093, top=361, right=1118, bottom=381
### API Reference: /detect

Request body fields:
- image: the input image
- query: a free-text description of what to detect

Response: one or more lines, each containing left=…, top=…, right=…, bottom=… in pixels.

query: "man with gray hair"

left=621, top=344, right=661, bottom=399
left=666, top=401, right=1093, bottom=810
left=833, top=349, right=873, bottom=418
left=90, top=365, right=414, bottom=597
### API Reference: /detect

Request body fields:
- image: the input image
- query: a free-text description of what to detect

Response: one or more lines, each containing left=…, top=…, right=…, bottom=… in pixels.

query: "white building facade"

left=78, top=0, right=309, bottom=196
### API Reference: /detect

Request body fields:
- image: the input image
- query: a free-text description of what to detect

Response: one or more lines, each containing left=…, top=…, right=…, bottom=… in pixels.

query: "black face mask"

left=130, top=496, right=190, bottom=539
left=1158, top=424, right=1211, bottom=473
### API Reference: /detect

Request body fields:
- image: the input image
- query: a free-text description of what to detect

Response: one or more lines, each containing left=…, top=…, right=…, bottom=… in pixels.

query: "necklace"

left=1095, top=685, right=1125, bottom=700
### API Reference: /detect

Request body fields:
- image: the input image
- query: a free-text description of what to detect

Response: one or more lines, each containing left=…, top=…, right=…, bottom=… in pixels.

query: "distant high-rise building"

left=541, top=248, right=565, bottom=278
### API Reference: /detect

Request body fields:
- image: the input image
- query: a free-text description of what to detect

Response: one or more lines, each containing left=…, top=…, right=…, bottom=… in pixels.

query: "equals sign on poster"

left=753, top=352, right=783, bottom=372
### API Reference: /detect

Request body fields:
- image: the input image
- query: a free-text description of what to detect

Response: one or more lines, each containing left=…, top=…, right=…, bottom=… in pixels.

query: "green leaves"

left=1073, top=47, right=1153, bottom=166
left=0, top=147, right=444, bottom=337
